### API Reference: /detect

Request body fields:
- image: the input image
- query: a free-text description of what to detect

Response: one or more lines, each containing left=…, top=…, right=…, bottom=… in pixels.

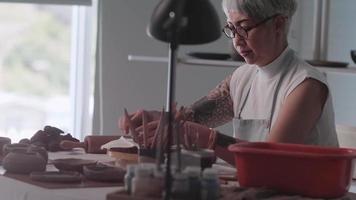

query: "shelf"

left=315, top=66, right=356, bottom=75
left=180, top=58, right=244, bottom=68
left=128, top=55, right=243, bottom=68
left=128, top=55, right=356, bottom=75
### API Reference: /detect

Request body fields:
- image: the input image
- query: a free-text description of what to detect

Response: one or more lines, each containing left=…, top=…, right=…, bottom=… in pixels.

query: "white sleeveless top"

left=229, top=48, right=339, bottom=147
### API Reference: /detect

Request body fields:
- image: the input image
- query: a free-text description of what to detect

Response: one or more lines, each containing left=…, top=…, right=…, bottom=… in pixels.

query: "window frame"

left=0, top=0, right=91, bottom=6
left=70, top=4, right=96, bottom=140
left=0, top=1, right=96, bottom=140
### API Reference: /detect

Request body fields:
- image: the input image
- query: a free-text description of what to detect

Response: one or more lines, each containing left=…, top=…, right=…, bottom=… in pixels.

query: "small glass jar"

left=184, top=166, right=202, bottom=200
left=171, top=172, right=190, bottom=200
left=201, top=168, right=220, bottom=200
left=131, top=164, right=154, bottom=197
left=151, top=168, right=165, bottom=198
left=124, top=164, right=136, bottom=194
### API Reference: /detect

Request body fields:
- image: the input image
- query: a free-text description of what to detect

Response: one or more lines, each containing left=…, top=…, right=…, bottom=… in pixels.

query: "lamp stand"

left=164, top=41, right=178, bottom=200
left=147, top=0, right=220, bottom=198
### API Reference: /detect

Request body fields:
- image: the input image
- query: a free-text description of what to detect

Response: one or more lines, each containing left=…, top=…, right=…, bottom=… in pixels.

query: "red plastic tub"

left=228, top=142, right=356, bottom=198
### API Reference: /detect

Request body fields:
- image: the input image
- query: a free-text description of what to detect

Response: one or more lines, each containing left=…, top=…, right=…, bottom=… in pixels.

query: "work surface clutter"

left=0, top=126, right=356, bottom=200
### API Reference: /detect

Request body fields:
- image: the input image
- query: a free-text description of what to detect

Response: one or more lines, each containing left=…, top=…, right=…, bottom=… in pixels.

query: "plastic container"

left=228, top=142, right=356, bottom=198
left=201, top=168, right=220, bottom=200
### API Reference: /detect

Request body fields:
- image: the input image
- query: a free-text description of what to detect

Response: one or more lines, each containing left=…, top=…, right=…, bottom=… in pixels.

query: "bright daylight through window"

left=0, top=2, right=95, bottom=142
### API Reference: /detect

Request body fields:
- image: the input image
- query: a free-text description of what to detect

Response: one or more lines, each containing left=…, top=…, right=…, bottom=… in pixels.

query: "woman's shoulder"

left=282, top=56, right=329, bottom=98
left=289, top=56, right=327, bottom=84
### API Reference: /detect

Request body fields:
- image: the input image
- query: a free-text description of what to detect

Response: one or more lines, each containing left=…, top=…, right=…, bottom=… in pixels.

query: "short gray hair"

left=222, top=0, right=297, bottom=35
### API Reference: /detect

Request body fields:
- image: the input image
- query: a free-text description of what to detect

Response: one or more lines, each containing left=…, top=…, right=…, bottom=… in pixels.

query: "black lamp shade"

left=147, top=0, right=221, bottom=45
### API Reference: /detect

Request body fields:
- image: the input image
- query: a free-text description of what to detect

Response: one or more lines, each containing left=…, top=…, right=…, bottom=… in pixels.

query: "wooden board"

left=106, top=185, right=356, bottom=200
left=3, top=172, right=123, bottom=189
left=106, top=188, right=160, bottom=200
left=306, top=59, right=349, bottom=68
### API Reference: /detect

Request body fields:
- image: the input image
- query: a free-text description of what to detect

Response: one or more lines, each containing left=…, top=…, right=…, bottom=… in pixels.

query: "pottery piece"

left=2, top=143, right=48, bottom=164
left=18, top=138, right=31, bottom=145
left=2, top=143, right=29, bottom=157
left=83, top=163, right=125, bottom=182
left=2, top=150, right=46, bottom=174
left=0, top=137, right=11, bottom=156
left=52, top=158, right=97, bottom=173
left=30, top=126, right=79, bottom=152
left=28, top=145, right=48, bottom=162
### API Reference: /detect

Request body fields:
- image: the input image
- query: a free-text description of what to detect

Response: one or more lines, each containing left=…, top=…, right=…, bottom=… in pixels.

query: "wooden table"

left=1, top=150, right=356, bottom=200
left=0, top=150, right=120, bottom=200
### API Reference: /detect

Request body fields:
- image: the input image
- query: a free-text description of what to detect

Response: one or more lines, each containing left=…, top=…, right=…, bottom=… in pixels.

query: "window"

left=0, top=0, right=95, bottom=142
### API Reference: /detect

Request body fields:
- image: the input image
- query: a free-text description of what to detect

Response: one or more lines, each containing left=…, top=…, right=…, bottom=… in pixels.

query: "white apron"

left=233, top=59, right=292, bottom=142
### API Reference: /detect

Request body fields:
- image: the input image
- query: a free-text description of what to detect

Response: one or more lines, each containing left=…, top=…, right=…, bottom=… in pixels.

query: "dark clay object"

left=52, top=158, right=97, bottom=173
left=0, top=137, right=11, bottom=155
left=30, top=126, right=79, bottom=152
left=2, top=143, right=48, bottom=163
left=83, top=164, right=125, bottom=182
left=28, top=145, right=48, bottom=162
left=30, top=130, right=49, bottom=145
left=44, top=125, right=64, bottom=135
left=2, top=150, right=46, bottom=174
left=2, top=143, right=29, bottom=157
left=18, top=138, right=31, bottom=145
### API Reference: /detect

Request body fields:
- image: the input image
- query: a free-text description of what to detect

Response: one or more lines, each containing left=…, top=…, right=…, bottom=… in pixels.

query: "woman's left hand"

left=135, top=120, right=213, bottom=150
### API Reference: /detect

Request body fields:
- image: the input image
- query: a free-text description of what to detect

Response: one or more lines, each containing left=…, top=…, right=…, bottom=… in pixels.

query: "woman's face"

left=226, top=10, right=284, bottom=66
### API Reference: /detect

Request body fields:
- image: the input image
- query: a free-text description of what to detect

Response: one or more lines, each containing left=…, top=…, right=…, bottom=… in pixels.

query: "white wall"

left=93, top=0, right=356, bottom=135
left=326, top=0, right=356, bottom=126
left=93, top=0, right=234, bottom=135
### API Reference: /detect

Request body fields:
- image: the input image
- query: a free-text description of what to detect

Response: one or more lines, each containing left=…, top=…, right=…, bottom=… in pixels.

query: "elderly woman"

left=120, top=0, right=338, bottom=164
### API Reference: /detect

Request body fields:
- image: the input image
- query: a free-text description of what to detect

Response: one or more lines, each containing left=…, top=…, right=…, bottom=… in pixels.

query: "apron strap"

left=237, top=70, right=257, bottom=118
left=267, top=52, right=294, bottom=131
left=267, top=64, right=289, bottom=131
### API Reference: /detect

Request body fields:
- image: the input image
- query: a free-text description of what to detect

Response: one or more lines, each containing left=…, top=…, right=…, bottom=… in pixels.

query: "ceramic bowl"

left=52, top=158, right=97, bottom=173
left=83, top=163, right=125, bottom=182
left=2, top=143, right=29, bottom=157
left=2, top=151, right=46, bottom=174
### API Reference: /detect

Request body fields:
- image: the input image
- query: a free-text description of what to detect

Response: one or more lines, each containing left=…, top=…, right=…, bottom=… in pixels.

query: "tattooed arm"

left=183, top=74, right=234, bottom=128
left=180, top=74, right=239, bottom=165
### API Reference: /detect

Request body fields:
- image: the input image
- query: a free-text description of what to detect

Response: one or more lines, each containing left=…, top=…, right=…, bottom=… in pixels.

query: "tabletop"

left=1, top=149, right=356, bottom=200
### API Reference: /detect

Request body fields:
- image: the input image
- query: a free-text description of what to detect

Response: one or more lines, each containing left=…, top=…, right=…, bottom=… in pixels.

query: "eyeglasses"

left=222, top=14, right=279, bottom=39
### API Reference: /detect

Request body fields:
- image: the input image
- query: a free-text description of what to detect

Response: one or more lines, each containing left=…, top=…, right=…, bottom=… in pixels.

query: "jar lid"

left=183, top=166, right=201, bottom=178
left=153, top=168, right=164, bottom=178
left=135, top=165, right=153, bottom=177
left=173, top=172, right=188, bottom=181
left=202, top=168, right=218, bottom=179
left=126, top=164, right=137, bottom=174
